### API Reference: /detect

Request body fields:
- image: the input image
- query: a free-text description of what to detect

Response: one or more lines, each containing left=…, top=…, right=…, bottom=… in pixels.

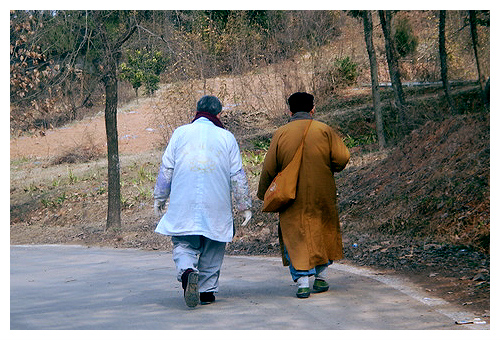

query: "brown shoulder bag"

left=262, top=120, right=312, bottom=212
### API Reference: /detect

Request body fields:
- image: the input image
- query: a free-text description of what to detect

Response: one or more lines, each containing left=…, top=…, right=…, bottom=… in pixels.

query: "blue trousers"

left=283, top=246, right=331, bottom=282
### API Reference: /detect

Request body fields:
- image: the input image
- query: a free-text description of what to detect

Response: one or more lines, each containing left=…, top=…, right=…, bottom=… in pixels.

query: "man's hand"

left=154, top=199, right=166, bottom=218
left=241, top=210, right=252, bottom=226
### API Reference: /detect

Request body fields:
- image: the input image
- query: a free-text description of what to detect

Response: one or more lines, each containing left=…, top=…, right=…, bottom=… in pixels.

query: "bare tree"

left=362, top=10, right=386, bottom=149
left=439, top=11, right=457, bottom=115
left=469, top=10, right=485, bottom=94
left=379, top=10, right=406, bottom=126
left=93, top=11, right=139, bottom=230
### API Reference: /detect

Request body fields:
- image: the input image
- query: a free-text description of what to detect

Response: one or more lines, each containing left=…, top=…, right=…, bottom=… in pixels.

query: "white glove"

left=241, top=210, right=252, bottom=226
left=154, top=199, right=166, bottom=218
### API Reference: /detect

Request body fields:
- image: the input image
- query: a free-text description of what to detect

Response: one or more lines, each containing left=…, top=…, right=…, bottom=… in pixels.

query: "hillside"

left=339, top=113, right=489, bottom=251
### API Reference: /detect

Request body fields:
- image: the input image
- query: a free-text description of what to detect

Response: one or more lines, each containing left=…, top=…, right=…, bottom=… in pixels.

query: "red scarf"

left=192, top=111, right=224, bottom=129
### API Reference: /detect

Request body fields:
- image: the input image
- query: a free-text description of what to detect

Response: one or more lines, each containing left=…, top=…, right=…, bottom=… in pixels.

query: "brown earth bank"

left=10, top=88, right=490, bottom=323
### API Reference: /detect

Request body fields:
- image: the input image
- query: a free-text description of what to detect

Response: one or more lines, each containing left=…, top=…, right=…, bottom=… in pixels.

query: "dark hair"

left=197, top=95, right=222, bottom=115
left=287, top=92, right=314, bottom=113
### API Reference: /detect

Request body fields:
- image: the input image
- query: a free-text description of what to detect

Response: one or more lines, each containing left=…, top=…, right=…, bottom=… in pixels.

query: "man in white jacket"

left=153, top=95, right=252, bottom=307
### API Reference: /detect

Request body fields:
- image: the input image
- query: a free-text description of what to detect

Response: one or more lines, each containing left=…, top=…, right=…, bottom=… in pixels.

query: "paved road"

left=10, top=245, right=489, bottom=330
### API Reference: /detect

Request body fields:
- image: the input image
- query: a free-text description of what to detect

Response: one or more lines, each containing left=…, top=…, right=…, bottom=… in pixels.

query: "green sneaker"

left=296, top=287, right=311, bottom=298
left=313, top=279, right=329, bottom=293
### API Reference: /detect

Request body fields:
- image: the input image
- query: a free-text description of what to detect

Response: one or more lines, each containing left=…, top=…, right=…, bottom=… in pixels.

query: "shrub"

left=394, top=16, right=418, bottom=58
left=333, top=56, right=358, bottom=87
left=120, top=48, right=168, bottom=97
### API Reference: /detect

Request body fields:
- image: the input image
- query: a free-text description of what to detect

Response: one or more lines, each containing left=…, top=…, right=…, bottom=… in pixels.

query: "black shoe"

left=200, top=292, right=215, bottom=305
left=181, top=268, right=199, bottom=308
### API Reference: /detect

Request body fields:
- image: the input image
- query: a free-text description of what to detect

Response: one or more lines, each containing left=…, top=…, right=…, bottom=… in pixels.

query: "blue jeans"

left=283, top=246, right=331, bottom=282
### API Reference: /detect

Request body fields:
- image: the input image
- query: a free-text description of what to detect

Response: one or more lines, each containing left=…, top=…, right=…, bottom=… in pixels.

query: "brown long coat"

left=257, top=113, right=350, bottom=270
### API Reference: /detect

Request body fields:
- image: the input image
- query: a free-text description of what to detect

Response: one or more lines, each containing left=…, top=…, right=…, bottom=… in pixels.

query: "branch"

left=113, top=16, right=139, bottom=51
left=137, top=24, right=175, bottom=54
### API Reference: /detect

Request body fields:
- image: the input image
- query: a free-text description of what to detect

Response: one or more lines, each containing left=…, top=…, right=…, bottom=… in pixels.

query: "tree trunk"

left=362, top=10, right=386, bottom=149
left=469, top=10, right=484, bottom=92
left=93, top=11, right=138, bottom=231
left=379, top=10, right=406, bottom=126
left=104, top=65, right=121, bottom=231
left=439, top=11, right=457, bottom=115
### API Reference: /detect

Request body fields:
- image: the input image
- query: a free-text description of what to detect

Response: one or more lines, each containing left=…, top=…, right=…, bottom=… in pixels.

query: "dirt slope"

left=338, top=114, right=489, bottom=251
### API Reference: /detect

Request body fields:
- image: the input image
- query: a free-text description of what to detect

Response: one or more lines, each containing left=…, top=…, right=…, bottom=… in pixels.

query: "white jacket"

left=154, top=117, right=251, bottom=242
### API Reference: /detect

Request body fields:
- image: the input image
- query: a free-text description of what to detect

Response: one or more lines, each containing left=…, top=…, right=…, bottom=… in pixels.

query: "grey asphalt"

left=10, top=244, right=489, bottom=330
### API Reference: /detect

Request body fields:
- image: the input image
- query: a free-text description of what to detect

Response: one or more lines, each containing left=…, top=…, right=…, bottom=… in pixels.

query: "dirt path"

left=10, top=106, right=165, bottom=162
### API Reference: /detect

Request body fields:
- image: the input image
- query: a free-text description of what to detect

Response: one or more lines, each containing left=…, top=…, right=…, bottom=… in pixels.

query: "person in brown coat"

left=257, top=92, right=350, bottom=298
